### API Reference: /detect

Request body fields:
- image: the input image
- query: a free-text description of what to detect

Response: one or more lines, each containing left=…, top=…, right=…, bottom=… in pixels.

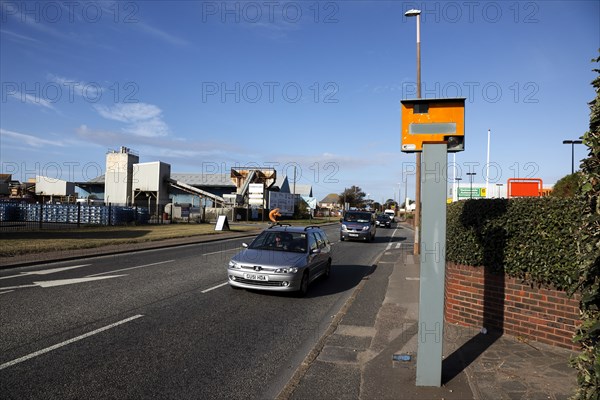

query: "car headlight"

left=341, top=224, right=347, bottom=231
left=274, top=267, right=298, bottom=273
left=228, top=260, right=240, bottom=269
left=362, top=226, right=370, bottom=231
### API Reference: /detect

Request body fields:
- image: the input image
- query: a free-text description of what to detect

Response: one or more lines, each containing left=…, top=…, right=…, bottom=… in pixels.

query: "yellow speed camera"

left=401, top=98, right=465, bottom=153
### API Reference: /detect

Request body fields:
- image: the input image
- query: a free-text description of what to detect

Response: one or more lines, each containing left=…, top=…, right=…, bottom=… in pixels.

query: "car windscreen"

left=249, top=231, right=307, bottom=253
left=344, top=213, right=371, bottom=223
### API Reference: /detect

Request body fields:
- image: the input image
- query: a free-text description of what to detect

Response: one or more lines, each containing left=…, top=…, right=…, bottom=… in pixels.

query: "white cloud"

left=47, top=74, right=101, bottom=99
left=94, top=103, right=162, bottom=123
left=135, top=22, right=190, bottom=47
left=94, top=103, right=169, bottom=137
left=1, top=128, right=64, bottom=148
left=0, top=29, right=41, bottom=43
left=123, top=117, right=170, bottom=138
left=22, top=93, right=56, bottom=110
left=4, top=91, right=56, bottom=110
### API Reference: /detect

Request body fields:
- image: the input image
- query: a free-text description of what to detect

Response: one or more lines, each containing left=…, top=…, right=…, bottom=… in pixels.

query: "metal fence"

left=0, top=201, right=150, bottom=230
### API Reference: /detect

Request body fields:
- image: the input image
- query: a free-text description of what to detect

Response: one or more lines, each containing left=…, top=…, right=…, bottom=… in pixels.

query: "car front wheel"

left=297, top=272, right=309, bottom=297
left=323, top=260, right=331, bottom=280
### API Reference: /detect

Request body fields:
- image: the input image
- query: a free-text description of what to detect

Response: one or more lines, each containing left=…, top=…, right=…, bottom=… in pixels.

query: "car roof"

left=267, top=224, right=323, bottom=233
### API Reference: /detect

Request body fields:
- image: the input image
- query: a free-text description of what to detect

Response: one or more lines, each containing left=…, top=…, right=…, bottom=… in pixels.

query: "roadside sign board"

left=457, top=187, right=486, bottom=198
left=249, top=183, right=264, bottom=205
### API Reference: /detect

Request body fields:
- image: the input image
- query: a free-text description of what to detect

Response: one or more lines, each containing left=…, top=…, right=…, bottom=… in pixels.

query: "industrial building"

left=1, top=147, right=314, bottom=223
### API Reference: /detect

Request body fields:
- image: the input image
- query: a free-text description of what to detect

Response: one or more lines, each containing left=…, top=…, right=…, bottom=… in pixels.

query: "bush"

left=446, top=197, right=582, bottom=290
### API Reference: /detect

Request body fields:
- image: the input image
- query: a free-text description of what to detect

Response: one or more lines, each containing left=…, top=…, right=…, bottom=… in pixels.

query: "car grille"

left=235, top=278, right=286, bottom=287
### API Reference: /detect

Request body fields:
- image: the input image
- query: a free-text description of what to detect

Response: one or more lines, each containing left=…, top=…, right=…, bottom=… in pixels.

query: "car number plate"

left=244, top=273, right=268, bottom=281
left=349, top=233, right=359, bottom=237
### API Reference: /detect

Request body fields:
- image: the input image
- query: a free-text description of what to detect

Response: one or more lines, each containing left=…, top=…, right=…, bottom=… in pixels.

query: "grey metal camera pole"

left=416, top=143, right=447, bottom=387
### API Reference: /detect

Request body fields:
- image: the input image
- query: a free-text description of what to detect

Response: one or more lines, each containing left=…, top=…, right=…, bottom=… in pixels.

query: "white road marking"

left=0, top=265, right=91, bottom=280
left=87, top=260, right=175, bottom=277
left=0, top=275, right=126, bottom=291
left=201, top=282, right=229, bottom=293
left=34, top=275, right=127, bottom=288
left=0, top=290, right=15, bottom=295
left=0, top=284, right=39, bottom=291
left=0, top=314, right=144, bottom=370
left=203, top=249, right=238, bottom=256
left=405, top=277, right=420, bottom=281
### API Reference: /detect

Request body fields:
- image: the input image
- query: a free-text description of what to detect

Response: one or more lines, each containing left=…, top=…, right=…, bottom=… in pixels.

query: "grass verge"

left=0, top=223, right=259, bottom=257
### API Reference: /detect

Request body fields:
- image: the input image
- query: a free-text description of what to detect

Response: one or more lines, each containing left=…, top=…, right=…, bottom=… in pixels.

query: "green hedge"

left=446, top=197, right=584, bottom=290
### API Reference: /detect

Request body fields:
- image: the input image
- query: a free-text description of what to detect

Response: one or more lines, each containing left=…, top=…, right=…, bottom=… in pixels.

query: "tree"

left=551, top=173, right=583, bottom=198
left=339, top=186, right=366, bottom=208
left=570, top=52, right=600, bottom=400
left=383, top=199, right=398, bottom=210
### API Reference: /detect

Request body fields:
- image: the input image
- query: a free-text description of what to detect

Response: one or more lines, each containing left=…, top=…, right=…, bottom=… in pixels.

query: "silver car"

left=228, top=225, right=332, bottom=296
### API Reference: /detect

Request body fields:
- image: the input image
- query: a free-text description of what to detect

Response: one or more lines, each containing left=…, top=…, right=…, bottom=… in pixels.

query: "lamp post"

left=467, top=172, right=476, bottom=199
left=405, top=8, right=421, bottom=255
left=496, top=183, right=504, bottom=198
left=485, top=129, right=491, bottom=198
left=562, top=140, right=583, bottom=174
left=455, top=177, right=462, bottom=200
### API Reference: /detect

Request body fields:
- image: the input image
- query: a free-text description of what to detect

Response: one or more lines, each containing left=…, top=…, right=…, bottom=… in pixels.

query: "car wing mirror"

left=242, top=243, right=248, bottom=248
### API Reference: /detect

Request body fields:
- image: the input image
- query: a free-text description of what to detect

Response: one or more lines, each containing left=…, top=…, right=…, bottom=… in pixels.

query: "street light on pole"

left=496, top=183, right=504, bottom=198
left=562, top=139, right=583, bottom=174
left=405, top=8, right=421, bottom=255
left=455, top=177, right=462, bottom=200
left=486, top=129, right=491, bottom=198
left=467, top=172, right=476, bottom=199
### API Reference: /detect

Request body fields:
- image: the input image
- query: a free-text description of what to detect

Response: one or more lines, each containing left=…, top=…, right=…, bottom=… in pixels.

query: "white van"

left=383, top=209, right=396, bottom=221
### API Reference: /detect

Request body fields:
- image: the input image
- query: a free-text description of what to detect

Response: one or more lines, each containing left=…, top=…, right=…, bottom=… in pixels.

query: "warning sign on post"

left=215, top=215, right=230, bottom=231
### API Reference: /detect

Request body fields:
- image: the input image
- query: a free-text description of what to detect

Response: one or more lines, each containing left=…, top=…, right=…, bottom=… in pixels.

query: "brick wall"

left=445, top=262, right=581, bottom=351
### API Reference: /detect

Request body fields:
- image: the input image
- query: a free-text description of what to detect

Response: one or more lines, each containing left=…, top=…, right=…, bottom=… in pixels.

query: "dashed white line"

left=0, top=314, right=144, bottom=370
left=203, top=249, right=239, bottom=256
left=201, top=282, right=229, bottom=293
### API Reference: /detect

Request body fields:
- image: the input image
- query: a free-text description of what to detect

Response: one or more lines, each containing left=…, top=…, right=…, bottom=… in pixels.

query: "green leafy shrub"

left=446, top=197, right=582, bottom=290
left=569, top=53, right=600, bottom=400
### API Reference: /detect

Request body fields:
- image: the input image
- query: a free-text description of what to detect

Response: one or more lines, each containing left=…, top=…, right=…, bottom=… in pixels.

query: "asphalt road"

left=0, top=224, right=406, bottom=399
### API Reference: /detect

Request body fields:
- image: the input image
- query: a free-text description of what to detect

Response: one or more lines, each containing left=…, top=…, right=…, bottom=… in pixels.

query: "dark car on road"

left=227, top=224, right=332, bottom=296
left=340, top=210, right=376, bottom=242
left=376, top=213, right=392, bottom=228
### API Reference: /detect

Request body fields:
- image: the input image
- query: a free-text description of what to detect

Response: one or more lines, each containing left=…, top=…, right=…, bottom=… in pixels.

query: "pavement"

left=0, top=222, right=579, bottom=399
left=278, top=223, right=579, bottom=400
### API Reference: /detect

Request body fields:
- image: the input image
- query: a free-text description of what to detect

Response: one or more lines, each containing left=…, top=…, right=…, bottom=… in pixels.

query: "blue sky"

left=1, top=0, right=598, bottom=203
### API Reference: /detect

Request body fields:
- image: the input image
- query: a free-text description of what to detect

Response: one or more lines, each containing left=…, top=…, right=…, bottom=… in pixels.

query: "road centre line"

left=202, top=248, right=239, bottom=256
left=0, top=314, right=144, bottom=370
left=201, top=282, right=229, bottom=293
left=87, top=260, right=175, bottom=277
left=0, top=264, right=92, bottom=280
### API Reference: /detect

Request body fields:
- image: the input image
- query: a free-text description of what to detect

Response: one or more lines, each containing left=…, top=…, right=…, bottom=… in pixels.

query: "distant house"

left=290, top=184, right=313, bottom=197
left=271, top=174, right=291, bottom=193
left=319, top=193, right=340, bottom=209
